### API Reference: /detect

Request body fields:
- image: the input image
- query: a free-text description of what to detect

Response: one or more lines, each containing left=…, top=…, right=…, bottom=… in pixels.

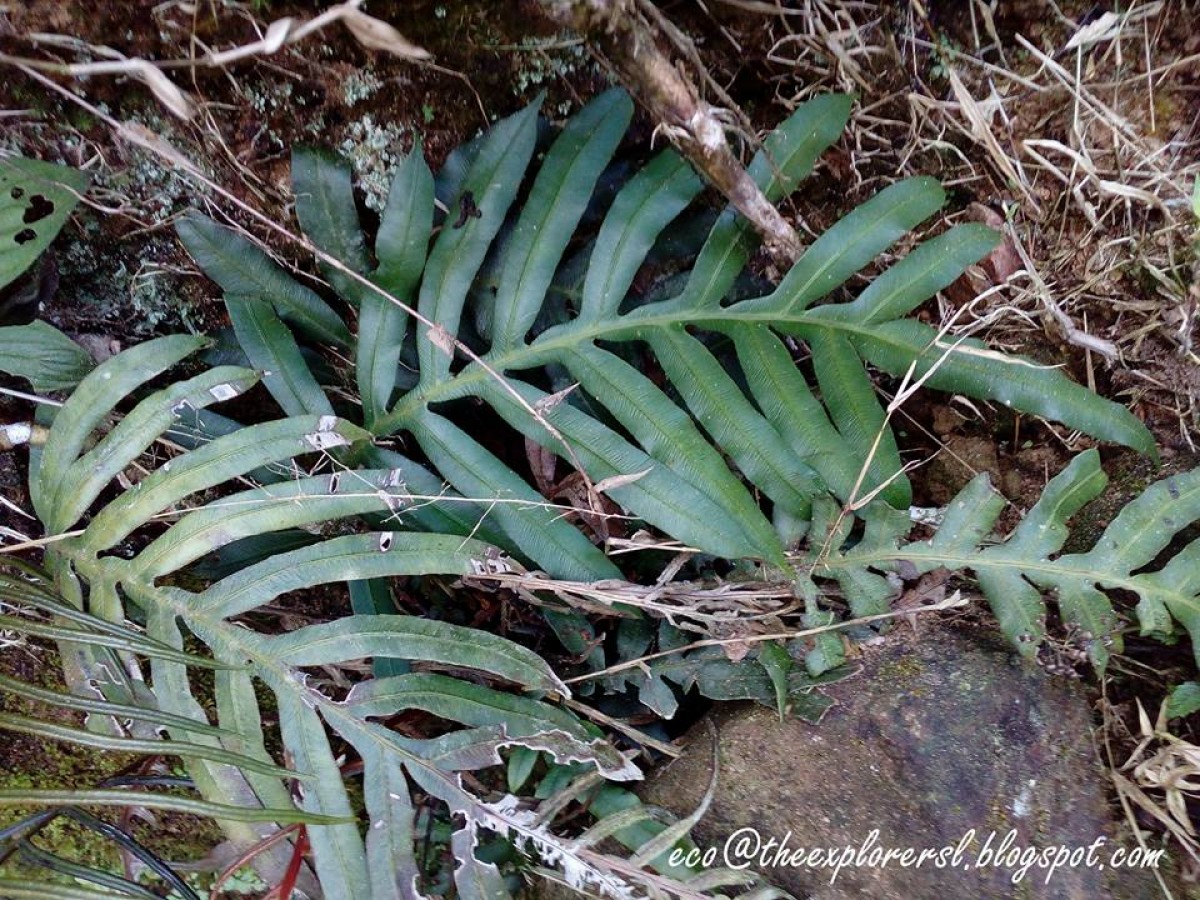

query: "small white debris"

left=303, top=422, right=351, bottom=452
left=378, top=532, right=394, bottom=552
left=534, top=383, right=578, bottom=414
left=329, top=472, right=341, bottom=493
left=384, top=468, right=405, bottom=488
left=208, top=383, right=240, bottom=402
left=0, top=423, right=32, bottom=447
left=377, top=489, right=404, bottom=513
left=427, top=323, right=455, bottom=356
left=909, top=506, right=946, bottom=527
left=470, top=552, right=517, bottom=576
left=594, top=467, right=652, bottom=494
left=1012, top=779, right=1036, bottom=818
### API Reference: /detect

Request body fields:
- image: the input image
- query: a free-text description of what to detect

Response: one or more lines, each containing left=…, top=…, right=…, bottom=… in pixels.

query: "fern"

left=0, top=90, right=1172, bottom=899
left=804, top=449, right=1200, bottom=671
left=0, top=155, right=95, bottom=388
left=178, top=89, right=1153, bottom=588
left=2, top=334, right=738, bottom=897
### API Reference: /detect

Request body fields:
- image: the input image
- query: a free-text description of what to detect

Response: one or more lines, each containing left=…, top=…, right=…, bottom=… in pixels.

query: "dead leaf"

left=593, top=468, right=652, bottom=493
left=525, top=437, right=558, bottom=496
left=945, top=203, right=1022, bottom=306
left=341, top=9, right=431, bottom=60
left=129, top=60, right=196, bottom=120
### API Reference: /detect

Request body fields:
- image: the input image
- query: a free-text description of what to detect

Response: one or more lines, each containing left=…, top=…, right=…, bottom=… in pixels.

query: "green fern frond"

left=4, top=335, right=733, bottom=897
left=806, top=449, right=1200, bottom=671
left=178, top=89, right=1154, bottom=584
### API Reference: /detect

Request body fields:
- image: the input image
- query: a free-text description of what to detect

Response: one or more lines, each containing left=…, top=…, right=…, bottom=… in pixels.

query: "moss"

left=0, top=651, right=221, bottom=889
left=876, top=654, right=926, bottom=689
left=0, top=657, right=136, bottom=881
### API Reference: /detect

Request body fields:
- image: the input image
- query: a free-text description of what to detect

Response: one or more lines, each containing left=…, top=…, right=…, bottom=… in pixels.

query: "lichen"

left=342, top=67, right=383, bottom=106
left=511, top=39, right=592, bottom=115
left=338, top=115, right=410, bottom=211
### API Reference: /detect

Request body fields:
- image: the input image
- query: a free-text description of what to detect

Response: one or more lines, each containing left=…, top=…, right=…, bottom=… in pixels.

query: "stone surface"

left=637, top=623, right=1161, bottom=899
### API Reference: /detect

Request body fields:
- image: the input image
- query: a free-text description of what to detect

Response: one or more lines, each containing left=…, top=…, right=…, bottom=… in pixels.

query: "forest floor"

left=1, top=0, right=1199, bottom=894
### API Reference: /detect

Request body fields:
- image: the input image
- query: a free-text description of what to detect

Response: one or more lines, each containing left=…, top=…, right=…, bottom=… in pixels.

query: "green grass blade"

left=675, top=94, right=853, bottom=312
left=0, top=675, right=232, bottom=737
left=292, top=147, right=371, bottom=304
left=410, top=409, right=619, bottom=580
left=0, top=614, right=230, bottom=670
left=34, top=334, right=205, bottom=522
left=347, top=672, right=590, bottom=737
left=264, top=615, right=569, bottom=695
left=53, top=366, right=259, bottom=531
left=0, top=879, right=143, bottom=899
left=196, top=532, right=490, bottom=618
left=361, top=147, right=433, bottom=427
left=578, top=151, right=701, bottom=323
left=81, top=415, right=370, bottom=553
left=128, top=469, right=414, bottom=579
left=567, top=345, right=783, bottom=550
left=0, top=712, right=301, bottom=780
left=747, top=177, right=946, bottom=316
left=730, top=324, right=862, bottom=503
left=832, top=318, right=1157, bottom=456
left=478, top=374, right=780, bottom=564
left=649, top=326, right=818, bottom=521
left=809, top=330, right=910, bottom=507
left=356, top=746, right=421, bottom=899
left=822, top=223, right=999, bottom=323
left=0, top=789, right=340, bottom=823
left=274, top=693, right=370, bottom=900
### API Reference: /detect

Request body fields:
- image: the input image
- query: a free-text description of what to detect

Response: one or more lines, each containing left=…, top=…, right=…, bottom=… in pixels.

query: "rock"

left=638, top=623, right=1160, bottom=899
left=924, top=434, right=1010, bottom=504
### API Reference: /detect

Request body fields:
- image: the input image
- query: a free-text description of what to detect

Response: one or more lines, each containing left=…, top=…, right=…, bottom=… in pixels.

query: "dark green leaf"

left=0, top=321, right=94, bottom=391
left=177, top=214, right=350, bottom=347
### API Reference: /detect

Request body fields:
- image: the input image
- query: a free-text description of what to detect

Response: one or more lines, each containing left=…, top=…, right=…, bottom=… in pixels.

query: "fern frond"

left=809, top=449, right=1200, bottom=671
left=178, top=89, right=1154, bottom=585
left=0, top=333, right=661, bottom=897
